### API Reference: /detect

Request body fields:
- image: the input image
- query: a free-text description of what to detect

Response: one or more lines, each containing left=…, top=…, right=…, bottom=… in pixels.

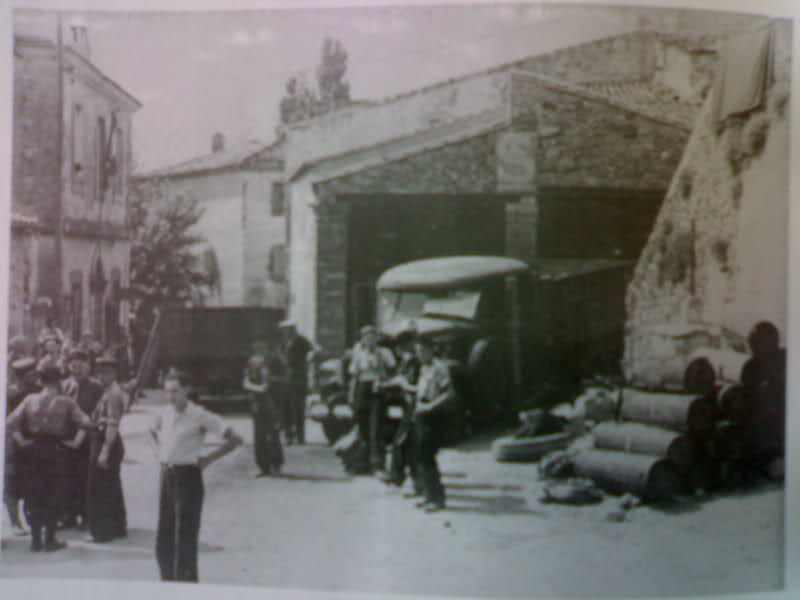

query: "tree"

left=316, top=37, right=350, bottom=111
left=278, top=37, right=351, bottom=125
left=128, top=178, right=215, bottom=332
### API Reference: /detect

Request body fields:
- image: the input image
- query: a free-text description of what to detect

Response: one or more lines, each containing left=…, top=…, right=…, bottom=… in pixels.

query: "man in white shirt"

left=150, top=373, right=243, bottom=582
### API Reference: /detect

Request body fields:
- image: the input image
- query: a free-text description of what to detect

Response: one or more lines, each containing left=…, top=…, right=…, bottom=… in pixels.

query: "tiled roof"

left=580, top=80, right=702, bottom=130
left=138, top=139, right=283, bottom=179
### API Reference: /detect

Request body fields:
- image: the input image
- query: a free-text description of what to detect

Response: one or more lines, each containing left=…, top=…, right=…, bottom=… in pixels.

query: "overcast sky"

left=12, top=4, right=762, bottom=173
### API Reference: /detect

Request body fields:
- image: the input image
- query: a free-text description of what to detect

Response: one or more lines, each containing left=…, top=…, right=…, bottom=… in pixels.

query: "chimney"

left=212, top=132, right=225, bottom=153
left=67, top=18, right=91, bottom=59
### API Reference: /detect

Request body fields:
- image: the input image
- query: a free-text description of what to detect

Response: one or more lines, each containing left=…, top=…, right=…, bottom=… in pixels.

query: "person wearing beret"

left=6, top=364, right=92, bottom=551
left=4, top=357, right=39, bottom=537
left=61, top=349, right=104, bottom=530
left=85, top=356, right=128, bottom=543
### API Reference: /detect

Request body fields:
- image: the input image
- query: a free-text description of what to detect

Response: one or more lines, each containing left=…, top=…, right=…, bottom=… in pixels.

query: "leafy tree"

left=128, top=178, right=215, bottom=332
left=278, top=37, right=351, bottom=125
left=316, top=37, right=350, bottom=111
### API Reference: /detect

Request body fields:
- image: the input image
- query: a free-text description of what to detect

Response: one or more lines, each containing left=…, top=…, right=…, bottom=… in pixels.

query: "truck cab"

left=376, top=256, right=535, bottom=429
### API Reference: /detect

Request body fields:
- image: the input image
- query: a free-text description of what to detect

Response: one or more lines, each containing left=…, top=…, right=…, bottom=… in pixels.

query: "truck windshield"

left=378, top=288, right=481, bottom=325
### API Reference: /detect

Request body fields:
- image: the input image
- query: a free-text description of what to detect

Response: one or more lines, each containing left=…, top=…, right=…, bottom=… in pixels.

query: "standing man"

left=85, top=357, right=128, bottom=543
left=382, top=326, right=422, bottom=494
left=278, top=320, right=314, bottom=445
left=151, top=372, right=243, bottom=583
left=412, top=335, right=457, bottom=513
left=4, top=357, right=39, bottom=536
left=349, top=325, right=396, bottom=474
left=61, top=349, right=104, bottom=529
left=6, top=365, right=91, bottom=551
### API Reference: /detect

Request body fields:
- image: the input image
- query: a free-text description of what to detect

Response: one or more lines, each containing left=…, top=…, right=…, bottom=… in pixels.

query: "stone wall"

left=7, top=226, right=39, bottom=338
left=510, top=71, right=689, bottom=190
left=314, top=135, right=499, bottom=355
left=623, top=21, right=792, bottom=387
left=13, top=41, right=60, bottom=225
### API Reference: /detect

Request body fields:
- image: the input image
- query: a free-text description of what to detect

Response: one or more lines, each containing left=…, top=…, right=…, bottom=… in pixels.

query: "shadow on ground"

left=444, top=492, right=547, bottom=516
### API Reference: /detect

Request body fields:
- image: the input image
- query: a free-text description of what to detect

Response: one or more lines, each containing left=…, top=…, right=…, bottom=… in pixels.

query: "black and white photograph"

left=0, top=1, right=794, bottom=598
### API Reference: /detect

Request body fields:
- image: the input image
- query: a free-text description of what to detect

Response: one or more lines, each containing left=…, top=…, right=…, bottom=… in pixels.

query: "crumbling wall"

left=624, top=21, right=791, bottom=388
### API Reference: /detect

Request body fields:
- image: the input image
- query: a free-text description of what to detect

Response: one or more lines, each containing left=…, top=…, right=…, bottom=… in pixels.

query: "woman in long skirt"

left=85, top=357, right=128, bottom=543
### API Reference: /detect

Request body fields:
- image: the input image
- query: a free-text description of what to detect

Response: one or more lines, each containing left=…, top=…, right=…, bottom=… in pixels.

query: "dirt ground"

left=0, top=393, right=784, bottom=598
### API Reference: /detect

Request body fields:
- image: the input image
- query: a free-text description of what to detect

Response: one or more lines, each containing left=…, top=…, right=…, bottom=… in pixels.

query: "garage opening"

left=344, top=194, right=514, bottom=342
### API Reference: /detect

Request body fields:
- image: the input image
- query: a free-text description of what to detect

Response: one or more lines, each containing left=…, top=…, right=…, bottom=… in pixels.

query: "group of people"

left=4, top=331, right=130, bottom=552
left=347, top=323, right=457, bottom=513
left=244, top=319, right=314, bottom=476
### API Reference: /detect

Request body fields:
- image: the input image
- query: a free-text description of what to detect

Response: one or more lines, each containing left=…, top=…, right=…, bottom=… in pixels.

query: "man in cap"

left=150, top=371, right=243, bottom=582
left=6, top=364, right=91, bottom=551
left=4, top=357, right=39, bottom=536
left=410, top=334, right=457, bottom=513
left=84, top=356, right=128, bottom=543
left=277, top=319, right=314, bottom=445
left=61, top=349, right=104, bottom=529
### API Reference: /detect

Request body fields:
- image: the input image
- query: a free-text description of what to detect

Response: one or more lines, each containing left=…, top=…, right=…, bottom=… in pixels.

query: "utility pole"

left=54, top=12, right=65, bottom=329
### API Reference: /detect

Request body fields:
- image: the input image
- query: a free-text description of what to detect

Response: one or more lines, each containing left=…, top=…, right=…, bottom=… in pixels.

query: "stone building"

left=135, top=136, right=288, bottom=309
left=283, top=31, right=718, bottom=356
left=8, top=214, right=42, bottom=339
left=624, top=19, right=791, bottom=387
left=11, top=27, right=141, bottom=344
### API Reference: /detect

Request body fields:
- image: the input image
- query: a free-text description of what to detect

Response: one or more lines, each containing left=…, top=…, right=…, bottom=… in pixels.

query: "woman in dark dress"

left=85, top=357, right=128, bottom=543
left=244, top=352, right=283, bottom=475
left=6, top=364, right=91, bottom=551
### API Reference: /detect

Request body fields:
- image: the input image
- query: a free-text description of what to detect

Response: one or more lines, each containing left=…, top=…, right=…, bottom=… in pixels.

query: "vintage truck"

left=309, top=255, right=631, bottom=443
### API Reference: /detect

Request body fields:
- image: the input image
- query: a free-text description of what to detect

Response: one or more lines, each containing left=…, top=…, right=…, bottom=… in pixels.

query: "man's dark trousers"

left=156, top=465, right=204, bottom=582
left=415, top=413, right=446, bottom=505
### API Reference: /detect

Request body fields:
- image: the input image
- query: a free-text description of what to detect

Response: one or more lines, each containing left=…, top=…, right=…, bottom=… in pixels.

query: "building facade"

left=135, top=136, right=288, bottom=309
left=283, top=31, right=714, bottom=356
left=11, top=29, right=141, bottom=344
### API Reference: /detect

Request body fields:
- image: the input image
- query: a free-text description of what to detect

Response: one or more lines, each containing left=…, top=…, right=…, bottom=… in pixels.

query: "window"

left=71, top=104, right=85, bottom=194
left=268, top=244, right=288, bottom=283
left=96, top=116, right=106, bottom=202
left=69, top=270, right=83, bottom=342
left=271, top=182, right=285, bottom=216
left=112, top=128, right=124, bottom=199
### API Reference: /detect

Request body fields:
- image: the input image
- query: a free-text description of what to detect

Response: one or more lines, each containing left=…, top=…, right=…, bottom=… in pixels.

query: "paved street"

left=0, top=393, right=784, bottom=598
